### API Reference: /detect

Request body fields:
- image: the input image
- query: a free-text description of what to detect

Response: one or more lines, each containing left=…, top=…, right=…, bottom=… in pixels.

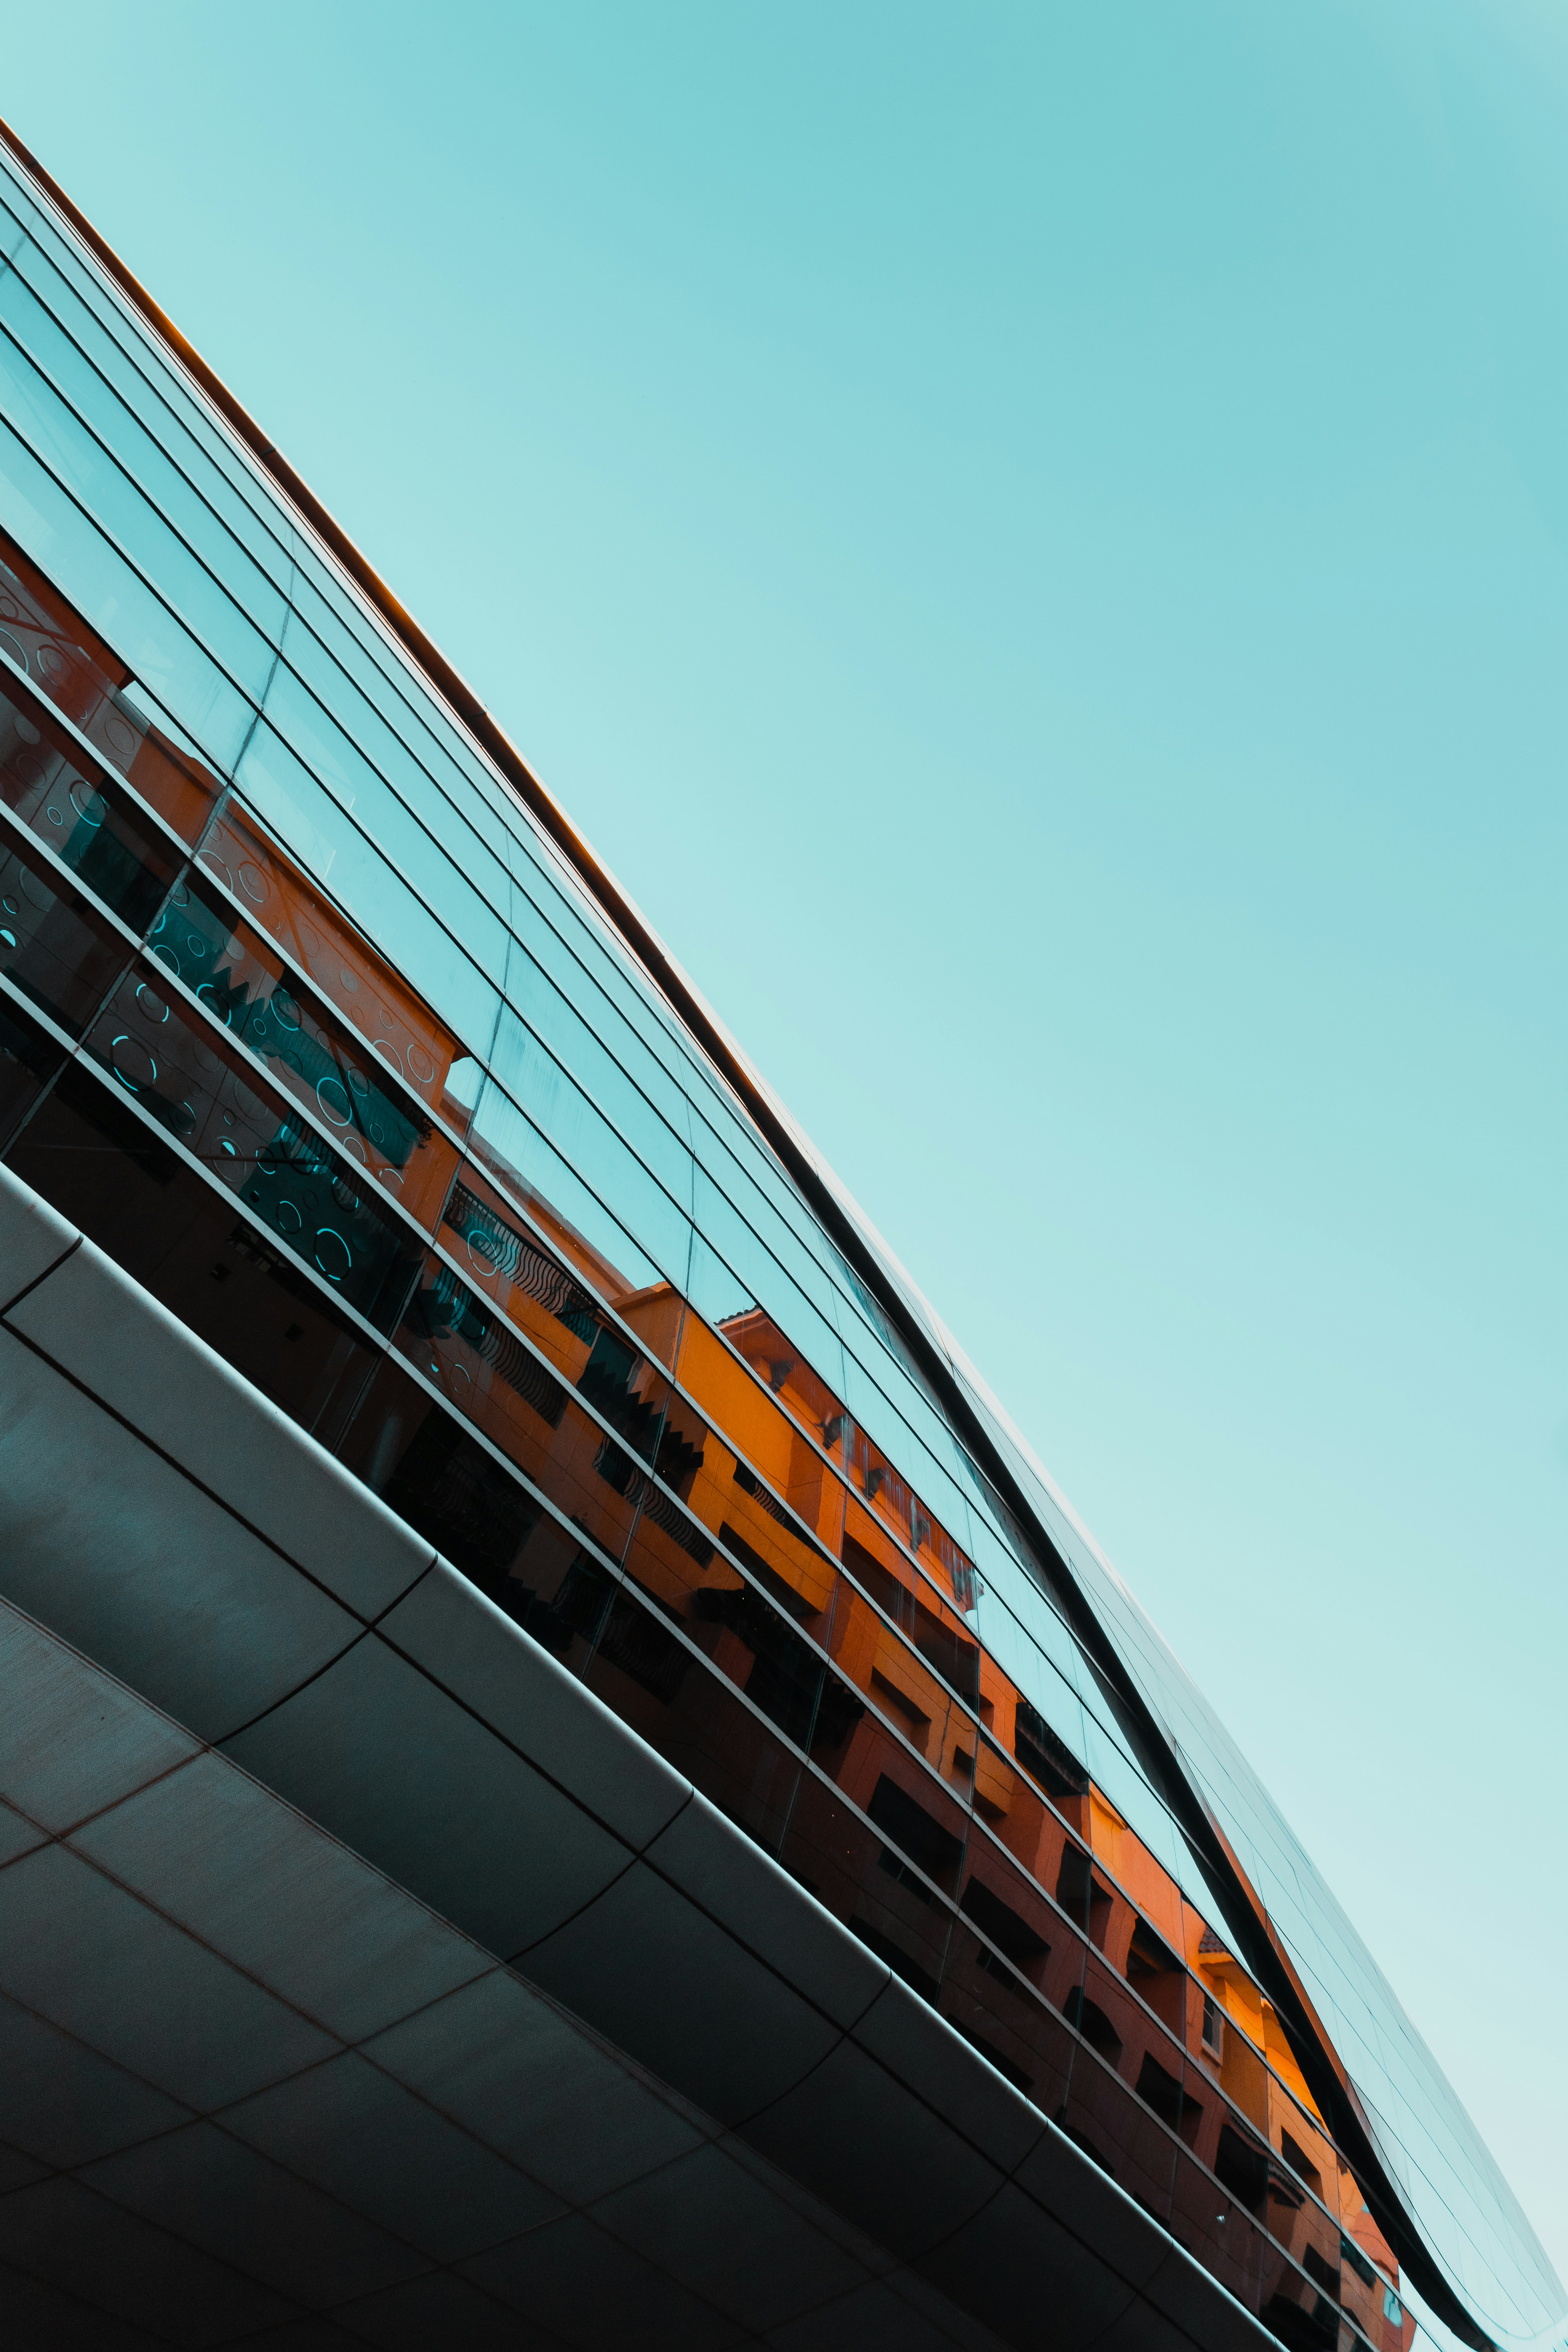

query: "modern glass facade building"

left=0, top=122, right=1559, bottom=2352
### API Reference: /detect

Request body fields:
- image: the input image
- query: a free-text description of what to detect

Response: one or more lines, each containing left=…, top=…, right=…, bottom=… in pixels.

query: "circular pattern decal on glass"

left=109, top=1035, right=156, bottom=1094
left=314, top=1228, right=352, bottom=1282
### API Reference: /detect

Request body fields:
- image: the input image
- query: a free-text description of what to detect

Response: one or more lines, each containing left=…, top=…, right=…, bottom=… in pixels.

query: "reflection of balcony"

left=0, top=515, right=1425, bottom=2352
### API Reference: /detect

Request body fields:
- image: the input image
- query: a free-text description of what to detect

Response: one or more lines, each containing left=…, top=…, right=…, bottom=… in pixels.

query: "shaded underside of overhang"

left=0, top=1161, right=1272, bottom=2352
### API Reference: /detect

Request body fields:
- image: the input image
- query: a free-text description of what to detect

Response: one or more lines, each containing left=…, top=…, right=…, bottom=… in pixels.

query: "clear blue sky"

left=8, top=0, right=1564, bottom=2289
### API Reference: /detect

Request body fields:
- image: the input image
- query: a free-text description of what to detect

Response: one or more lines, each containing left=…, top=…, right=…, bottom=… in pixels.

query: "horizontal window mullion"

left=0, top=409, right=256, bottom=772
left=0, top=314, right=284, bottom=697
left=0, top=205, right=296, bottom=604
left=0, top=166, right=292, bottom=562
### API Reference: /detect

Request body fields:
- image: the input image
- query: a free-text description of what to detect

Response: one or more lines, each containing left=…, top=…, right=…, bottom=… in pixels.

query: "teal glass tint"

left=0, top=664, right=182, bottom=933
left=0, top=809, right=132, bottom=1034
left=0, top=415, right=253, bottom=769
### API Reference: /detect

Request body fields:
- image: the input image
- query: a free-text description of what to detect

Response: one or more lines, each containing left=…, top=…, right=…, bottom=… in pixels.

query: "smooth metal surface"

left=0, top=1161, right=1273, bottom=2352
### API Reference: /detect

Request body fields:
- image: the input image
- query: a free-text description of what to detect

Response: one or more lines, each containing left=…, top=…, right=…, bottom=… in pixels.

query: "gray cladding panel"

left=0, top=1167, right=76, bottom=1311
left=5, top=1240, right=434, bottom=1621
left=78, top=2120, right=430, bottom=2307
left=0, top=1594, right=200, bottom=1831
left=518, top=1855, right=845, bottom=2125
left=0, top=1161, right=1272, bottom=2352
left=377, top=1560, right=691, bottom=1853
left=360, top=1966, right=708, bottom=2206
left=0, top=1326, right=359, bottom=1740
left=221, top=1632, right=636, bottom=1959
left=69, top=1749, right=488, bottom=2043
left=0, top=1842, right=337, bottom=2110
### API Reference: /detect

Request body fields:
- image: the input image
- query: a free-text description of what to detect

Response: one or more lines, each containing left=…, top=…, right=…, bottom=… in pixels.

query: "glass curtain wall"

left=0, top=128, right=1557, bottom=2352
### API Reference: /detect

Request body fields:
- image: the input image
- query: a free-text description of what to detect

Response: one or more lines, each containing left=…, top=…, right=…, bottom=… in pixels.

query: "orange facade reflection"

left=0, top=520, right=1419, bottom=2352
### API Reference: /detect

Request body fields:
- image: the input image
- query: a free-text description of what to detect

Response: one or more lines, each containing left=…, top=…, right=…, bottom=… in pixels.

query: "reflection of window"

left=1383, top=2287, right=1403, bottom=2327
left=1201, top=1991, right=1224, bottom=2058
left=1281, top=2127, right=1324, bottom=2198
left=1341, top=2235, right=1377, bottom=2290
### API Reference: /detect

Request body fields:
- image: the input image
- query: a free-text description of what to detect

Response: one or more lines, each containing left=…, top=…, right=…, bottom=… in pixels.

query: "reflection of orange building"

left=1, top=508, right=1416, bottom=2347
left=0, top=114, right=1550, bottom=2336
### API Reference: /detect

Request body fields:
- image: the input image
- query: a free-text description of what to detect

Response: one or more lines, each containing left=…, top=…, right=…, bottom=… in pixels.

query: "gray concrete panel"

left=0, top=1844, right=338, bottom=2109
left=913, top=2178, right=1137, bottom=2345
left=376, top=1561, right=690, bottom=1853
left=4, top=1238, right=434, bottom=1623
left=216, top=2052, right=566, bottom=2263
left=0, top=1595, right=200, bottom=1832
left=328, top=2268, right=568, bottom=2350
left=0, top=1797, right=46, bottom=1865
left=641, top=1789, right=891, bottom=2033
left=0, top=2257, right=186, bottom=2350
left=457, top=2209, right=747, bottom=2352
left=740, top=2031, right=1006, bottom=2261
left=0, top=2174, right=299, bottom=2347
left=0, top=1165, right=75, bottom=1312
left=586, top=2138, right=876, bottom=2333
left=850, top=1973, right=1046, bottom=2177
left=519, top=1855, right=846, bottom=2124
left=0, top=1990, right=192, bottom=2167
left=0, top=1329, right=361, bottom=1739
left=69, top=1750, right=488, bottom=2043
left=79, top=2122, right=430, bottom=2307
left=361, top=1966, right=708, bottom=2205
left=222, top=1632, right=636, bottom=1958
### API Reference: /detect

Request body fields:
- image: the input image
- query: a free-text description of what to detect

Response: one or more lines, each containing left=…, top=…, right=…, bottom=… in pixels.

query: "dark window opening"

left=1340, top=2235, right=1377, bottom=2290
left=1135, top=2051, right=1203, bottom=2144
left=867, top=1772, right=964, bottom=1891
left=1215, top=2122, right=1270, bottom=2217
left=1063, top=1988, right=1123, bottom=2068
left=1281, top=2129, right=1324, bottom=2198
left=379, top=1401, right=541, bottom=1588
left=960, top=1875, right=1050, bottom=1975
left=947, top=2017, right=1033, bottom=2095
left=1301, top=2246, right=1341, bottom=2305
left=1056, top=1842, right=1114, bottom=1945
left=1261, top=2291, right=1339, bottom=2352
left=1127, top=1917, right=1181, bottom=1982
left=1054, top=2109, right=1116, bottom=2179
